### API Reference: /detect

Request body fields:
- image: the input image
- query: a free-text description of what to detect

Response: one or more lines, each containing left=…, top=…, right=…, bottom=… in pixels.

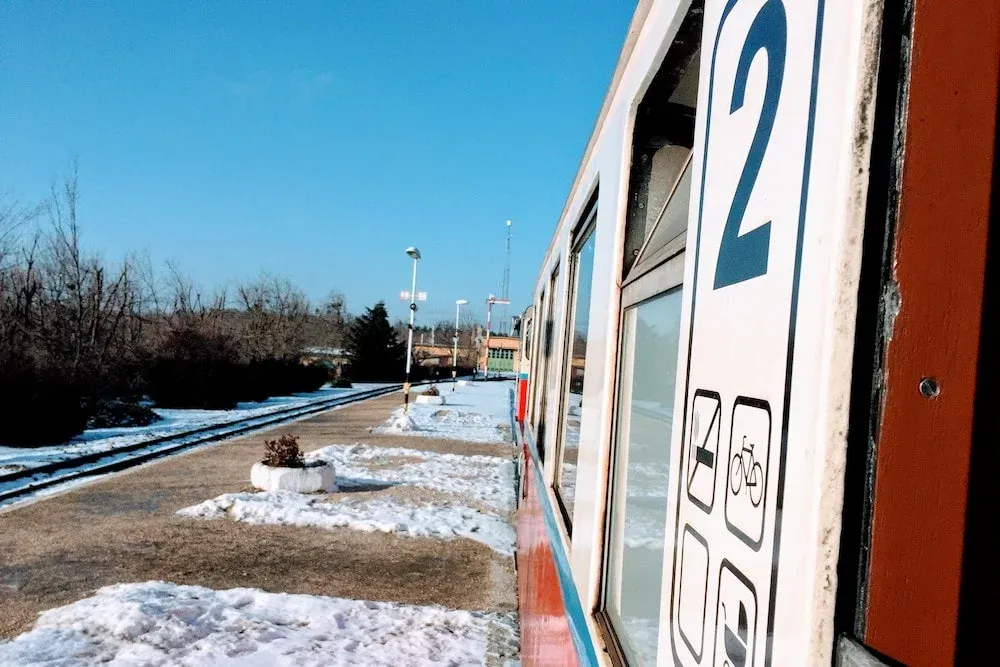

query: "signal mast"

left=499, top=219, right=512, bottom=335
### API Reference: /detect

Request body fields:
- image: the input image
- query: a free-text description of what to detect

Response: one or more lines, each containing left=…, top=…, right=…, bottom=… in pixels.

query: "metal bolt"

left=919, top=377, right=940, bottom=398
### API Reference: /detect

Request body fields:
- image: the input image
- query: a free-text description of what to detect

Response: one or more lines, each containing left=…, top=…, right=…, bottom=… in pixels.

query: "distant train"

left=512, top=1, right=996, bottom=665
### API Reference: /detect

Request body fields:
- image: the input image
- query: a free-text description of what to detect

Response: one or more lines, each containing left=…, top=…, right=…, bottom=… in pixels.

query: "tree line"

left=0, top=172, right=349, bottom=445
left=1, top=171, right=485, bottom=446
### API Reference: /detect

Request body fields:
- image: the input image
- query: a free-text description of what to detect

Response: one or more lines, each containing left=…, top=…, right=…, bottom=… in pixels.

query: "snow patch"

left=179, top=444, right=517, bottom=555
left=386, top=413, right=417, bottom=432
left=179, top=490, right=515, bottom=555
left=0, top=581, right=519, bottom=666
left=310, top=444, right=516, bottom=513
left=374, top=381, right=513, bottom=444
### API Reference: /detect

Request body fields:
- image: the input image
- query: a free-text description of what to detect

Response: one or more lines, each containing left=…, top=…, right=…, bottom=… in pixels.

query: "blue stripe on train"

left=521, top=428, right=599, bottom=666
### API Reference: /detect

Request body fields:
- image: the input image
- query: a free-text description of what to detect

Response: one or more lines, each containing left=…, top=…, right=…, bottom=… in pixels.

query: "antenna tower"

left=499, top=219, right=512, bottom=334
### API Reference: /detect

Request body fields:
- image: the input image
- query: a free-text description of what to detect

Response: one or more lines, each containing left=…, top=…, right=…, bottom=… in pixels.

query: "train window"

left=524, top=319, right=532, bottom=361
left=530, top=291, right=545, bottom=430
left=622, top=63, right=699, bottom=277
left=599, top=17, right=699, bottom=660
left=535, top=266, right=560, bottom=463
left=627, top=155, right=692, bottom=284
left=554, top=218, right=597, bottom=529
left=601, top=275, right=683, bottom=666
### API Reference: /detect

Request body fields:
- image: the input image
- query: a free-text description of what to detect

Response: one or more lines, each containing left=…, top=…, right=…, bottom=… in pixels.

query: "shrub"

left=147, top=328, right=243, bottom=409
left=87, top=400, right=162, bottom=429
left=147, top=357, right=240, bottom=409
left=423, top=384, right=440, bottom=396
left=262, top=434, right=304, bottom=468
left=0, top=368, right=87, bottom=446
left=333, top=377, right=353, bottom=388
left=147, top=327, right=330, bottom=409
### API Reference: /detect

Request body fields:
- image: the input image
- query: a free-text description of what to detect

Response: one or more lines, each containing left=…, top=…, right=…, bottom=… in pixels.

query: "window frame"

left=529, top=291, right=545, bottom=429
left=625, top=153, right=692, bottom=288
left=535, top=263, right=561, bottom=464
left=552, top=206, right=599, bottom=534
left=595, top=250, right=686, bottom=666
left=595, top=100, right=692, bottom=667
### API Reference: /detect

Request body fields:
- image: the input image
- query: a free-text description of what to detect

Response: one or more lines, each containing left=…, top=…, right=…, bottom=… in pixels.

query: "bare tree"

left=236, top=274, right=311, bottom=360
left=37, top=168, right=145, bottom=388
left=1, top=167, right=344, bottom=438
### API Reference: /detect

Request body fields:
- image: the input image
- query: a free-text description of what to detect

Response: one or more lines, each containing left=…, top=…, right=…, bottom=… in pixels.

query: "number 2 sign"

left=712, top=0, right=786, bottom=290
left=669, top=0, right=826, bottom=665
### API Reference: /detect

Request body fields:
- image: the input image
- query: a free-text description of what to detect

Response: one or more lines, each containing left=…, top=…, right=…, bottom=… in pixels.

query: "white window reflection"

left=556, top=226, right=596, bottom=526
left=604, top=288, right=682, bottom=665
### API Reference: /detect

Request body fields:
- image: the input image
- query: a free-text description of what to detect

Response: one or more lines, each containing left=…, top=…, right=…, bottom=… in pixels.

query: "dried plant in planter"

left=262, top=434, right=304, bottom=468
left=423, top=385, right=440, bottom=397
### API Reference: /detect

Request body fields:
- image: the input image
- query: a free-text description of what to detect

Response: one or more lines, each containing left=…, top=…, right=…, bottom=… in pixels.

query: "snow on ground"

left=0, top=581, right=519, bottom=667
left=313, top=444, right=516, bottom=512
left=179, top=444, right=518, bottom=555
left=374, top=381, right=514, bottom=444
left=0, top=385, right=389, bottom=473
left=179, top=490, right=515, bottom=555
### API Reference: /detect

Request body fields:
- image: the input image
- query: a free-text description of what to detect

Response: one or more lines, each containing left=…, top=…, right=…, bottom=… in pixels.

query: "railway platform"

left=0, top=383, right=520, bottom=665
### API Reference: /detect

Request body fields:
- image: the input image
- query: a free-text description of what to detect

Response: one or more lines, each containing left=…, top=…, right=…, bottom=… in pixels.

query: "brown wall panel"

left=864, top=1, right=1000, bottom=664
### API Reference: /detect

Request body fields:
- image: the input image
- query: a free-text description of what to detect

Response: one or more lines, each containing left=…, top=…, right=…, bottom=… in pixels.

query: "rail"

left=0, top=383, right=415, bottom=508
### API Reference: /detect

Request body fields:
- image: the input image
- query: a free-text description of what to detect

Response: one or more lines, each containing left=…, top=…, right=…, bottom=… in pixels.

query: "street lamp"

left=403, top=246, right=421, bottom=412
left=452, top=299, right=468, bottom=391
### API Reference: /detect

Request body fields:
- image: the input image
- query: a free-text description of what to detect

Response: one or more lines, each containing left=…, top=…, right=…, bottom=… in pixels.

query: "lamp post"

left=403, top=246, right=421, bottom=412
left=453, top=299, right=468, bottom=390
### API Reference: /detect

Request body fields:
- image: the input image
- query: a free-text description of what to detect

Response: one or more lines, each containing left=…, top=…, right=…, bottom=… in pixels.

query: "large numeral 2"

left=713, top=0, right=787, bottom=290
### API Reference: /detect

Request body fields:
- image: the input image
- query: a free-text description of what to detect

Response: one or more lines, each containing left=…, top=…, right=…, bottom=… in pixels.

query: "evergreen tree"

left=344, top=301, right=406, bottom=381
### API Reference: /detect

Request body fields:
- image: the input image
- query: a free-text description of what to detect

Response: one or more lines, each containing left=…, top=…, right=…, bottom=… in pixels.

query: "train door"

left=596, top=23, right=700, bottom=661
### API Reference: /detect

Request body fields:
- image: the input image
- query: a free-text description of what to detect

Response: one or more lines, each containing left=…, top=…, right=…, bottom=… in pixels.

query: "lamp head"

left=405, top=247, right=421, bottom=260
left=456, top=299, right=469, bottom=305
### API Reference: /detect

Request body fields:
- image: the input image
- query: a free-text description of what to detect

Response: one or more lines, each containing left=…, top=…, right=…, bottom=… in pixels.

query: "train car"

left=513, top=1, right=996, bottom=665
left=514, top=308, right=534, bottom=424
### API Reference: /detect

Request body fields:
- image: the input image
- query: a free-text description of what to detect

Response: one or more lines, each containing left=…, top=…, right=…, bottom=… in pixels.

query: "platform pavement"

left=0, top=391, right=518, bottom=663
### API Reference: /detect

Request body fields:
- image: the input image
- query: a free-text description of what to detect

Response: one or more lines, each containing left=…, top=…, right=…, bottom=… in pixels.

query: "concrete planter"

left=251, top=461, right=337, bottom=493
left=415, top=394, right=445, bottom=405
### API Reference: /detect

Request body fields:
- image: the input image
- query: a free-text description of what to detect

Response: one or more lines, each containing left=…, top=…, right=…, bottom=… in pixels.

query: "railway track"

left=0, top=383, right=411, bottom=508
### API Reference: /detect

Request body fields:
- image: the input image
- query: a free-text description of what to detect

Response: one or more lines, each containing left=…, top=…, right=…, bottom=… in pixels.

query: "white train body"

left=514, top=1, right=996, bottom=665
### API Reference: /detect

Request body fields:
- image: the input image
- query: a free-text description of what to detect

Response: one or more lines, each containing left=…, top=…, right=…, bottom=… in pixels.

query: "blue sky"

left=0, top=2, right=635, bottom=325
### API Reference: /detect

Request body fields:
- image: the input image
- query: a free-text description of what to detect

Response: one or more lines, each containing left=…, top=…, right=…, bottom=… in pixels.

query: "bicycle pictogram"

left=730, top=435, right=763, bottom=507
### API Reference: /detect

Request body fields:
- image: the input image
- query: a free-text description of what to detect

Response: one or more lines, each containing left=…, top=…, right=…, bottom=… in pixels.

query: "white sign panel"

left=657, top=0, right=884, bottom=659
left=663, top=0, right=874, bottom=664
